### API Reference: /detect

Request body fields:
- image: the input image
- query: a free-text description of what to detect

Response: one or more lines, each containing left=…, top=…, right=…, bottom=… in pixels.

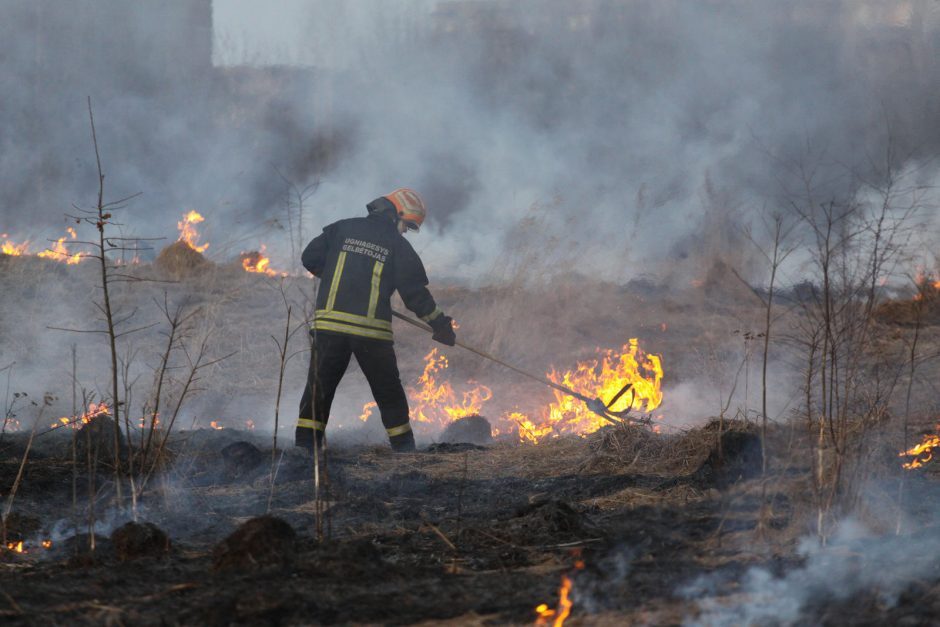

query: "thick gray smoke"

left=681, top=518, right=940, bottom=625
left=2, top=1, right=939, bottom=281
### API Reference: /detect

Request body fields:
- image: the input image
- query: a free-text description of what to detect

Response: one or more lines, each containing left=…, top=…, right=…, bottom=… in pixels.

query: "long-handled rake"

left=392, top=311, right=638, bottom=424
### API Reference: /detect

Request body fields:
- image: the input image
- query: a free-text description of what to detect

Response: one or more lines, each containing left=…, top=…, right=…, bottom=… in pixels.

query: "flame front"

left=358, top=340, right=663, bottom=443
left=37, top=227, right=86, bottom=264
left=506, top=339, right=663, bottom=443
left=1, top=235, right=29, bottom=256
left=360, top=349, right=492, bottom=431
left=900, top=428, right=940, bottom=469
left=178, top=210, right=209, bottom=253
left=50, top=402, right=110, bottom=430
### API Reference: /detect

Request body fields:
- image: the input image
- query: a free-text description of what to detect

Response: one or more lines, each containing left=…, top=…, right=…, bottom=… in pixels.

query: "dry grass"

left=153, top=241, right=210, bottom=278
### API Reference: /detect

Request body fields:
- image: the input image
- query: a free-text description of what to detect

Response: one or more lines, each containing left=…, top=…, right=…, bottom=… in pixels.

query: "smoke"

left=2, top=1, right=940, bottom=282
left=681, top=518, right=940, bottom=625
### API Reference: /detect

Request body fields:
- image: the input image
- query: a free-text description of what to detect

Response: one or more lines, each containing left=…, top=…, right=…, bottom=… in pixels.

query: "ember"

left=5, top=541, right=25, bottom=554
left=177, top=210, right=209, bottom=252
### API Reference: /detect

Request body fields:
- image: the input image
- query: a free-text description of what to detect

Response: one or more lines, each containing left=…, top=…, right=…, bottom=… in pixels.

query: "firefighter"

left=295, top=188, right=456, bottom=453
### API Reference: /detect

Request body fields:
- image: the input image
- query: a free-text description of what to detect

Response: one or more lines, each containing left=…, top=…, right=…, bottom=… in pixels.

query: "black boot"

left=295, top=426, right=324, bottom=454
left=389, top=430, right=416, bottom=452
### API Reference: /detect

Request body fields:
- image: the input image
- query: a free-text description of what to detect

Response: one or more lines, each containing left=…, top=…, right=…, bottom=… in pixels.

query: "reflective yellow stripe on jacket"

left=312, top=255, right=394, bottom=340
left=367, top=261, right=384, bottom=319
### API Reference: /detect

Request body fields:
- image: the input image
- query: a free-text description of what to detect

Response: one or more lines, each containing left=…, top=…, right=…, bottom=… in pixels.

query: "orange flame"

left=535, top=575, right=573, bottom=626
left=245, top=419, right=255, bottom=430
left=360, top=349, right=492, bottom=431
left=210, top=421, right=224, bottom=430
left=505, top=339, right=663, bottom=443
left=41, top=540, right=52, bottom=549
left=6, top=541, right=24, bottom=554
left=1, top=236, right=29, bottom=256
left=2, top=418, right=21, bottom=432
left=359, top=340, right=662, bottom=444
left=178, top=210, right=209, bottom=253
left=49, top=402, right=110, bottom=430
left=359, top=401, right=377, bottom=423
left=37, top=227, right=86, bottom=264
left=535, top=554, right=584, bottom=626
left=241, top=245, right=286, bottom=277
left=900, top=429, right=940, bottom=469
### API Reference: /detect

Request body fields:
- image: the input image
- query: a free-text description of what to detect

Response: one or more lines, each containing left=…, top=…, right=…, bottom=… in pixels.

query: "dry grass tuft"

left=874, top=292, right=940, bottom=326
left=587, top=419, right=760, bottom=479
left=154, top=241, right=211, bottom=278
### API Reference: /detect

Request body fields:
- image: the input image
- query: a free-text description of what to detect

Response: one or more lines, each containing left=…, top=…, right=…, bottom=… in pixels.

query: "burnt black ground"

left=1, top=427, right=940, bottom=626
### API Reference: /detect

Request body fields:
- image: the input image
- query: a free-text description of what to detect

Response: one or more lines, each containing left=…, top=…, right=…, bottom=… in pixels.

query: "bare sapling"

left=273, top=166, right=320, bottom=273
left=742, top=211, right=798, bottom=534
left=895, top=273, right=928, bottom=534
left=2, top=394, right=54, bottom=546
left=0, top=363, right=22, bottom=449
left=139, top=332, right=233, bottom=498
left=139, top=296, right=198, bottom=473
left=50, top=98, right=162, bottom=513
left=268, top=282, right=304, bottom=512
left=120, top=346, right=143, bottom=520
left=787, top=153, right=925, bottom=541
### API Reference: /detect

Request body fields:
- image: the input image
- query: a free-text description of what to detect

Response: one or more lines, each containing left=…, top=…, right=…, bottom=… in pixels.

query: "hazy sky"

left=214, top=0, right=312, bottom=65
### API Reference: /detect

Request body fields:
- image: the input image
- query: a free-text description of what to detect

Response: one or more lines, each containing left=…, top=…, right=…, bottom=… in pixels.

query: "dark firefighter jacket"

left=301, top=211, right=442, bottom=342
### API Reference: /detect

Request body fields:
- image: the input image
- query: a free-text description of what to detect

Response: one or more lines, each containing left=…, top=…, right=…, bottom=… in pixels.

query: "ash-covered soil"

left=2, top=421, right=940, bottom=626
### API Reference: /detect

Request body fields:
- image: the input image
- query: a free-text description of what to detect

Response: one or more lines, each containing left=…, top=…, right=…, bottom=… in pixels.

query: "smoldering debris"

left=212, top=516, right=296, bottom=572
left=111, top=521, right=171, bottom=562
left=438, top=414, right=493, bottom=446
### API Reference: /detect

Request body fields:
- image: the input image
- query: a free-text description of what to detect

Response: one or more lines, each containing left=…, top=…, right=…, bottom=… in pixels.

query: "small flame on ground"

left=245, top=419, right=255, bottom=430
left=37, top=227, right=86, bottom=264
left=3, top=418, right=21, bottom=432
left=50, top=402, right=110, bottom=430
left=360, top=349, right=492, bottom=431
left=4, top=540, right=53, bottom=554
left=178, top=210, right=209, bottom=253
left=911, top=270, right=940, bottom=301
left=6, top=541, right=25, bottom=554
left=209, top=421, right=224, bottom=430
left=535, top=553, right=584, bottom=626
left=241, top=245, right=286, bottom=277
left=900, top=428, right=940, bottom=469
left=2, top=237, right=30, bottom=256
left=138, top=414, right=161, bottom=429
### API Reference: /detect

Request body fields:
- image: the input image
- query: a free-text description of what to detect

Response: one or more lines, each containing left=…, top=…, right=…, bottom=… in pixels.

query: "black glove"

left=429, top=314, right=456, bottom=346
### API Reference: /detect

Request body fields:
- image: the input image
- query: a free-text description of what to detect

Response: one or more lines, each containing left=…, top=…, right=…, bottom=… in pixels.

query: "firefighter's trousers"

left=296, top=332, right=415, bottom=451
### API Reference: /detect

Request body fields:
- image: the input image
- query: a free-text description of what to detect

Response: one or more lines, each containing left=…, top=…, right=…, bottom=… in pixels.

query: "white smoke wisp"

left=681, top=519, right=939, bottom=626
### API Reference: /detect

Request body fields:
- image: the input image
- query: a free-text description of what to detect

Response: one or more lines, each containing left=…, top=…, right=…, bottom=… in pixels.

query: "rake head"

left=584, top=383, right=636, bottom=423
